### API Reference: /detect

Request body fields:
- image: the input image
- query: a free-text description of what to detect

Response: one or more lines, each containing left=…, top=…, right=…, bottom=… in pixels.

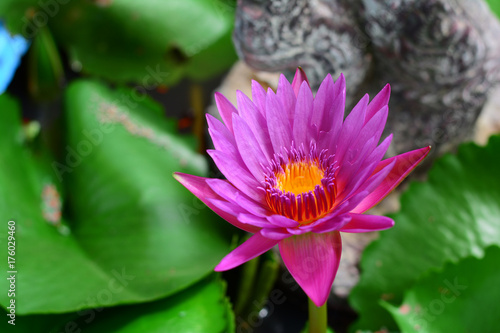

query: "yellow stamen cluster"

left=275, top=161, right=324, bottom=195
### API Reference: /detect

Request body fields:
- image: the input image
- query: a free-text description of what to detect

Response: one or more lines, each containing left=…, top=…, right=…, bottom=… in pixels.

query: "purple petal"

left=291, top=67, right=310, bottom=96
left=173, top=173, right=260, bottom=233
left=279, top=231, right=342, bottom=307
left=215, top=232, right=279, bottom=271
left=208, top=198, right=250, bottom=217
left=321, top=74, right=346, bottom=151
left=335, top=136, right=377, bottom=194
left=207, top=114, right=239, bottom=156
left=350, top=105, right=389, bottom=157
left=286, top=226, right=310, bottom=235
left=340, top=214, right=394, bottom=233
left=329, top=74, right=346, bottom=132
left=336, top=134, right=392, bottom=199
left=206, top=179, right=269, bottom=217
left=214, top=92, right=238, bottom=133
left=352, top=146, right=431, bottom=213
left=335, top=106, right=390, bottom=195
left=261, top=227, right=291, bottom=240
left=310, top=74, right=334, bottom=132
left=266, top=89, right=293, bottom=154
left=365, top=84, right=391, bottom=123
left=347, top=159, right=396, bottom=204
left=334, top=94, right=369, bottom=161
left=232, top=113, right=268, bottom=181
left=251, top=80, right=267, bottom=117
left=267, top=214, right=300, bottom=228
left=293, top=81, right=314, bottom=147
left=238, top=213, right=273, bottom=228
left=208, top=150, right=264, bottom=201
left=236, top=91, right=273, bottom=160
left=277, top=74, right=297, bottom=121
left=331, top=190, right=370, bottom=217
left=312, top=214, right=352, bottom=233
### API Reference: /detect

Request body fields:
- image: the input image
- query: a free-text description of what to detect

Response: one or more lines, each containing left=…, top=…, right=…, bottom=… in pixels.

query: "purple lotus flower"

left=175, top=69, right=430, bottom=306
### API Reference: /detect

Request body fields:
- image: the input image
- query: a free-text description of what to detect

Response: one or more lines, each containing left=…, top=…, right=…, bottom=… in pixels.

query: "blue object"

left=0, top=22, right=30, bottom=94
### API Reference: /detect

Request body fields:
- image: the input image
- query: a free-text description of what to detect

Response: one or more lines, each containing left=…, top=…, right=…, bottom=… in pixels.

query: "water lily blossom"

left=174, top=69, right=430, bottom=307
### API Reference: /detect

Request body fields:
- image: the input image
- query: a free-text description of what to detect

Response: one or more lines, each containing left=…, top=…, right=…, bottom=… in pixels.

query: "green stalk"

left=234, top=256, right=260, bottom=315
left=308, top=298, right=327, bottom=333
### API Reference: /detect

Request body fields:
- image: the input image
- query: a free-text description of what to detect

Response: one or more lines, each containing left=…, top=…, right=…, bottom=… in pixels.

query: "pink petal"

left=310, top=74, right=334, bottom=131
left=335, top=134, right=392, bottom=199
left=232, top=114, right=268, bottom=182
left=365, top=84, right=391, bottom=123
left=206, top=179, right=269, bottom=217
left=321, top=74, right=346, bottom=152
left=235, top=91, right=273, bottom=160
left=311, top=214, right=352, bottom=233
left=291, top=67, right=310, bottom=96
left=251, top=80, right=267, bottom=118
left=277, top=74, right=297, bottom=121
left=352, top=146, right=431, bottom=213
left=334, top=94, right=369, bottom=162
left=353, top=158, right=397, bottom=198
left=279, top=231, right=342, bottom=307
left=338, top=140, right=394, bottom=202
left=261, top=227, right=291, bottom=240
left=215, top=232, right=279, bottom=271
left=208, top=198, right=251, bottom=218
left=214, top=92, right=238, bottom=133
left=266, top=89, right=293, bottom=154
left=329, top=73, right=346, bottom=127
left=238, top=213, right=273, bottom=228
left=173, top=173, right=260, bottom=233
left=293, top=81, right=314, bottom=147
left=340, top=214, right=394, bottom=233
left=206, top=114, right=239, bottom=156
left=208, top=150, right=264, bottom=201
left=351, top=105, right=389, bottom=156
left=267, top=214, right=300, bottom=228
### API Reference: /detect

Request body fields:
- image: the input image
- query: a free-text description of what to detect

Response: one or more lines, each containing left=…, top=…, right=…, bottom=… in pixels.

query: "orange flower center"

left=264, top=148, right=337, bottom=225
left=275, top=162, right=324, bottom=195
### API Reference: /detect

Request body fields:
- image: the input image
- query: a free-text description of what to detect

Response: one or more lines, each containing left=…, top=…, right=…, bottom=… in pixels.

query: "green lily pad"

left=1, top=275, right=234, bottom=332
left=72, top=275, right=234, bottom=333
left=0, top=83, right=231, bottom=314
left=383, top=246, right=500, bottom=333
left=0, top=0, right=237, bottom=84
left=349, top=136, right=500, bottom=331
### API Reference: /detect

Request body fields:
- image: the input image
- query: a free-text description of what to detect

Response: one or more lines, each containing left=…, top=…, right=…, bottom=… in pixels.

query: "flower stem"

left=308, top=298, right=327, bottom=333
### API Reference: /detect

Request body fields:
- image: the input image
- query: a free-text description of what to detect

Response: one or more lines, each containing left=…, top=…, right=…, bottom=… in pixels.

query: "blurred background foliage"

left=1, top=1, right=500, bottom=333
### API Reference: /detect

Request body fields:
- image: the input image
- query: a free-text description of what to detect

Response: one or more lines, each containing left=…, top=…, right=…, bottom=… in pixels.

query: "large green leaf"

left=73, top=275, right=234, bottom=333
left=2, top=275, right=234, bottom=333
left=0, top=83, right=231, bottom=314
left=0, top=0, right=237, bottom=84
left=384, top=246, right=500, bottom=333
left=349, top=136, right=500, bottom=331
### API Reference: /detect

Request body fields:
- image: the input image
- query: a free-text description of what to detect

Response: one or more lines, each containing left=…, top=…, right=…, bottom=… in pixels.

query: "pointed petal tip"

left=214, top=233, right=279, bottom=272
left=292, top=67, right=310, bottom=95
left=341, top=214, right=394, bottom=233
left=214, top=261, right=228, bottom=272
left=213, top=91, right=224, bottom=100
left=351, top=145, right=432, bottom=213
left=172, top=171, right=187, bottom=183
